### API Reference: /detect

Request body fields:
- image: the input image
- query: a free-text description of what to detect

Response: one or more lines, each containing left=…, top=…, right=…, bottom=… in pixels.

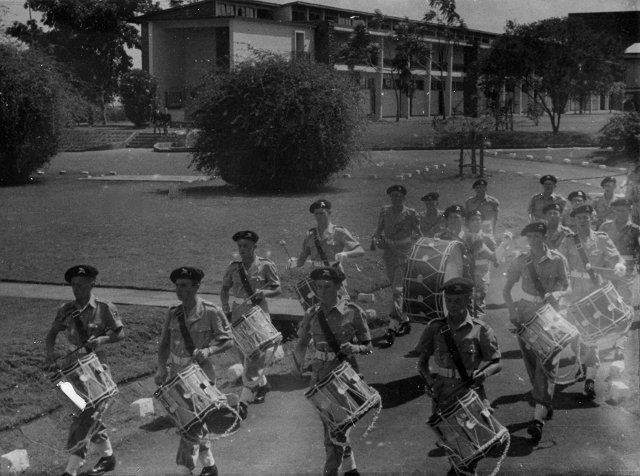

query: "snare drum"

left=404, top=238, right=471, bottom=323
left=517, top=304, right=579, bottom=364
left=428, top=389, right=508, bottom=470
left=295, top=278, right=318, bottom=311
left=154, top=364, right=227, bottom=435
left=232, top=306, right=282, bottom=358
left=49, top=352, right=117, bottom=413
left=566, top=281, right=632, bottom=343
left=304, top=361, right=381, bottom=436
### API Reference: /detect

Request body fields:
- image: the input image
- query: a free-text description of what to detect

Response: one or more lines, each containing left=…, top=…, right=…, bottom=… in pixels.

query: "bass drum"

left=404, top=238, right=471, bottom=323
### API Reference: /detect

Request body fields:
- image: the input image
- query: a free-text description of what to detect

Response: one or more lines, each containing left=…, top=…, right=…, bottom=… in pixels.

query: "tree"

left=7, top=0, right=159, bottom=124
left=120, top=69, right=158, bottom=126
left=599, top=112, right=640, bottom=156
left=0, top=44, right=81, bottom=185
left=337, top=23, right=379, bottom=82
left=478, top=17, right=624, bottom=133
left=188, top=54, right=366, bottom=192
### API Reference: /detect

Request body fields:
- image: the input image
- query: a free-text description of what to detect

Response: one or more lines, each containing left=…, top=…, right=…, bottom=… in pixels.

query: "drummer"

left=290, top=199, right=364, bottom=272
left=597, top=198, right=640, bottom=359
left=220, top=230, right=281, bottom=406
left=464, top=178, right=500, bottom=236
left=419, top=191, right=445, bottom=237
left=544, top=203, right=572, bottom=250
left=293, top=266, right=372, bottom=476
left=558, top=205, right=626, bottom=399
left=561, top=190, right=589, bottom=231
left=155, top=267, right=234, bottom=476
left=528, top=175, right=567, bottom=222
left=593, top=177, right=621, bottom=229
left=45, top=265, right=124, bottom=476
left=373, top=184, right=421, bottom=347
left=415, top=277, right=501, bottom=476
left=502, top=222, right=570, bottom=444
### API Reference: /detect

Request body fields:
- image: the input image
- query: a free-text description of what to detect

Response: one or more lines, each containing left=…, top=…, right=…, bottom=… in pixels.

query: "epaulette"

left=169, top=303, right=181, bottom=311
left=308, top=227, right=316, bottom=234
left=201, top=299, right=217, bottom=309
left=345, top=300, right=366, bottom=314
left=594, top=231, right=608, bottom=237
left=60, top=301, right=76, bottom=312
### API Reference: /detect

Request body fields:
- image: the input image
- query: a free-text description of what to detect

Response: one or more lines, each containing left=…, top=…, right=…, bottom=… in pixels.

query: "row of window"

left=370, top=78, right=466, bottom=91
left=216, top=2, right=273, bottom=20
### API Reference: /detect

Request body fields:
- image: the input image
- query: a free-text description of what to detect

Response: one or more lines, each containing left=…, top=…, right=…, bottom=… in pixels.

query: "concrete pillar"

left=375, top=37, right=384, bottom=120
left=426, top=46, right=432, bottom=117
left=518, top=81, right=523, bottom=115
left=446, top=43, right=453, bottom=117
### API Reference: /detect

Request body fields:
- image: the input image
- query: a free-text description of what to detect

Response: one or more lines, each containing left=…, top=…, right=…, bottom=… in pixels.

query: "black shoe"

left=397, top=321, right=412, bottom=336
left=384, top=329, right=396, bottom=347
left=544, top=407, right=554, bottom=421
left=584, top=379, right=596, bottom=399
left=238, top=402, right=248, bottom=420
left=200, top=465, right=218, bottom=476
left=85, top=455, right=116, bottom=476
left=344, top=470, right=360, bottom=476
left=526, top=419, right=544, bottom=444
left=61, top=473, right=72, bottom=476
left=253, top=382, right=271, bottom=404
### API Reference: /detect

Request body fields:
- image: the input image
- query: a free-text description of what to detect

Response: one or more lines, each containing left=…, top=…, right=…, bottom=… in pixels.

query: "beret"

left=232, top=230, right=259, bottom=243
left=539, top=175, right=557, bottom=184
left=472, top=179, right=488, bottom=188
left=601, top=176, right=617, bottom=187
left=309, top=266, right=345, bottom=284
left=386, top=184, right=407, bottom=195
left=440, top=277, right=474, bottom=294
left=64, top=265, right=98, bottom=283
left=570, top=204, right=594, bottom=217
left=521, top=221, right=547, bottom=236
left=611, top=198, right=633, bottom=207
left=444, top=204, right=464, bottom=217
left=567, top=190, right=587, bottom=201
left=309, top=199, right=331, bottom=213
left=421, top=192, right=439, bottom=202
left=170, top=267, right=204, bottom=283
left=465, top=209, right=483, bottom=220
left=542, top=203, right=563, bottom=214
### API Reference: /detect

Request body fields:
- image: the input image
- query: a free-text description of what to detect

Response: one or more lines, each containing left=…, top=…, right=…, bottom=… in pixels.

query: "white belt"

left=387, top=238, right=412, bottom=246
left=314, top=350, right=337, bottom=361
left=431, top=364, right=474, bottom=380
left=570, top=270, right=592, bottom=279
left=168, top=354, right=192, bottom=366
left=521, top=292, right=544, bottom=303
left=476, top=259, right=491, bottom=266
left=621, top=255, right=634, bottom=261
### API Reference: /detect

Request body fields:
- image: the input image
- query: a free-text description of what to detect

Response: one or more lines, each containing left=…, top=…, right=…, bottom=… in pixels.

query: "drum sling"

left=237, top=263, right=260, bottom=306
left=525, top=256, right=547, bottom=299
left=440, top=325, right=473, bottom=387
left=571, top=234, right=599, bottom=287
left=316, top=309, right=344, bottom=362
left=175, top=306, right=195, bottom=355
left=312, top=228, right=332, bottom=267
left=70, top=308, right=92, bottom=352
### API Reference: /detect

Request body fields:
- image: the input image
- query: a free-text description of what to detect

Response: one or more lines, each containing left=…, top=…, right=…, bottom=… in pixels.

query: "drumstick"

left=585, top=264, right=616, bottom=273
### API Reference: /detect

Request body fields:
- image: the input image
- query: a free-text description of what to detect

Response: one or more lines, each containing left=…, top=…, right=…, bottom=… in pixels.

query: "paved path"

left=0, top=281, right=303, bottom=319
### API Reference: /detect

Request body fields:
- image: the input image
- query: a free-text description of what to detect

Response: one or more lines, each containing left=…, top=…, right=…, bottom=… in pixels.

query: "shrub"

left=599, top=112, right=640, bottom=156
left=119, top=69, right=158, bottom=127
left=188, top=54, right=366, bottom=191
left=0, top=45, right=77, bottom=185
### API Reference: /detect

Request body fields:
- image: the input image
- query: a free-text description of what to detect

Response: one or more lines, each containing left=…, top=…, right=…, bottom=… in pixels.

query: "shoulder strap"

left=525, top=256, right=548, bottom=298
left=440, top=324, right=473, bottom=386
left=70, top=309, right=91, bottom=351
left=312, top=228, right=332, bottom=266
left=175, top=306, right=196, bottom=355
left=571, top=234, right=599, bottom=286
left=316, top=308, right=343, bottom=357
left=237, top=263, right=258, bottom=304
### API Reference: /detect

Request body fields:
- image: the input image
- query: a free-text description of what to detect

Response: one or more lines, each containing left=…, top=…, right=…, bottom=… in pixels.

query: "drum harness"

left=523, top=255, right=584, bottom=385
left=435, top=324, right=510, bottom=476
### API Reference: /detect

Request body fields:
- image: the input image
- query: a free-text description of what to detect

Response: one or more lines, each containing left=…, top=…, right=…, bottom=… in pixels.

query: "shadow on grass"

left=152, top=183, right=352, bottom=198
left=370, top=374, right=426, bottom=409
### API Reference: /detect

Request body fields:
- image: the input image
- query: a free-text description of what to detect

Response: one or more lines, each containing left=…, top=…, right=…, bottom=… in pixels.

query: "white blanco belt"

left=431, top=364, right=474, bottom=380
left=621, top=255, right=634, bottom=260
left=314, top=350, right=337, bottom=361
left=570, top=270, right=592, bottom=279
left=168, top=354, right=192, bottom=366
left=520, top=292, right=543, bottom=303
left=476, top=259, right=491, bottom=266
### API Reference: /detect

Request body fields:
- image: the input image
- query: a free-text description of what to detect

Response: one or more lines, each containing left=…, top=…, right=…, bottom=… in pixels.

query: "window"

left=431, top=80, right=443, bottom=91
left=292, top=9, right=306, bottom=21
left=237, top=6, right=255, bottom=18
left=257, top=8, right=273, bottom=20
left=216, top=3, right=235, bottom=16
left=293, top=31, right=306, bottom=59
left=309, top=10, right=322, bottom=21
left=452, top=81, right=465, bottom=91
left=414, top=79, right=425, bottom=90
left=165, top=91, right=184, bottom=108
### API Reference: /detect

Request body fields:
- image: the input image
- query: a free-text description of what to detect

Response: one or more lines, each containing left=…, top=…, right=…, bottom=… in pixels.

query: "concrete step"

left=126, top=132, right=178, bottom=149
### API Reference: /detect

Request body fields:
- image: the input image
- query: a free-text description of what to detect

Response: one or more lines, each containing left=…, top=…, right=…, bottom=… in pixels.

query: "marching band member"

left=155, top=267, right=234, bottom=476
left=373, top=185, right=421, bottom=347
left=293, top=266, right=372, bottom=476
left=544, top=203, right=572, bottom=250
left=416, top=277, right=501, bottom=476
left=558, top=205, right=626, bottom=399
left=597, top=198, right=640, bottom=359
left=593, top=177, right=622, bottom=229
left=465, top=209, right=498, bottom=317
left=45, top=265, right=124, bottom=476
left=502, top=222, right=570, bottom=444
left=528, top=175, right=567, bottom=222
left=419, top=192, right=445, bottom=237
left=561, top=190, right=589, bottom=231
left=291, top=199, right=364, bottom=269
left=464, top=179, right=500, bottom=236
left=220, top=230, right=281, bottom=406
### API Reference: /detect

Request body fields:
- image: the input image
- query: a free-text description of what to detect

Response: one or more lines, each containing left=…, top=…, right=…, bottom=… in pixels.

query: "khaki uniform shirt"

left=506, top=247, right=569, bottom=298
left=51, top=294, right=122, bottom=364
left=528, top=193, right=567, bottom=222
left=598, top=219, right=640, bottom=272
left=298, top=224, right=360, bottom=264
left=222, top=256, right=280, bottom=317
left=546, top=224, right=573, bottom=250
left=419, top=209, right=445, bottom=238
left=593, top=194, right=623, bottom=229
left=297, top=298, right=371, bottom=384
left=465, top=194, right=500, bottom=233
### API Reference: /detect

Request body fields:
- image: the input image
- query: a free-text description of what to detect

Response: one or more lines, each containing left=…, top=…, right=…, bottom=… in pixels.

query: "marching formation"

left=44, top=174, right=640, bottom=476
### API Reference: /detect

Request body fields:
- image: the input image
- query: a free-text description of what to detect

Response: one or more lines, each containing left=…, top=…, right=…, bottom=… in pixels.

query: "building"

left=134, top=0, right=498, bottom=121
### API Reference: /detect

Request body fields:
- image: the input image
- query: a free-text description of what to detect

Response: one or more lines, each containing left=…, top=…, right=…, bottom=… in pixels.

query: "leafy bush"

left=119, top=69, right=157, bottom=127
left=188, top=54, right=366, bottom=191
left=599, top=112, right=640, bottom=156
left=0, top=45, right=78, bottom=185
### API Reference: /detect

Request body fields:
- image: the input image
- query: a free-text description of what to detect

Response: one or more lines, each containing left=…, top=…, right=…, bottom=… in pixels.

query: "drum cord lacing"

left=542, top=336, right=584, bottom=386
left=180, top=395, right=243, bottom=444
left=328, top=397, right=382, bottom=447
